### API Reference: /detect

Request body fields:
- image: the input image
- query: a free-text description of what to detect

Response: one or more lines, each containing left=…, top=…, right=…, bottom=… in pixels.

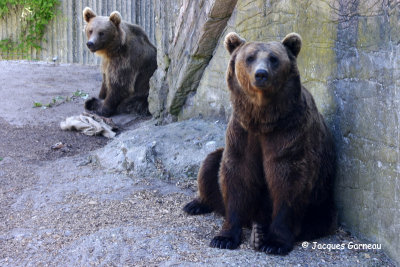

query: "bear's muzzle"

left=254, top=69, right=269, bottom=88
left=86, top=41, right=96, bottom=52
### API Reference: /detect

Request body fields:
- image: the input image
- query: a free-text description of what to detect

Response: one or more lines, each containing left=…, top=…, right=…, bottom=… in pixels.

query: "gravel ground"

left=0, top=61, right=396, bottom=266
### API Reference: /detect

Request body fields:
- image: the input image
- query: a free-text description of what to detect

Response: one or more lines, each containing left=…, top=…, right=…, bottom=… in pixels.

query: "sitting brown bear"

left=183, top=32, right=336, bottom=255
left=83, top=7, right=157, bottom=117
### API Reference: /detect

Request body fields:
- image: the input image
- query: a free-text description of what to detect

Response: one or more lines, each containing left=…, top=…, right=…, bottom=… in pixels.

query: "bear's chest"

left=257, top=132, right=303, bottom=163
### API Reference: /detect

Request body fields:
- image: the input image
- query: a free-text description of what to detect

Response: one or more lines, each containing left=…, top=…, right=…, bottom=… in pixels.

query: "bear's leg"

left=259, top=164, right=313, bottom=255
left=261, top=202, right=295, bottom=255
left=99, top=76, right=107, bottom=100
left=183, top=148, right=224, bottom=216
left=209, top=161, right=249, bottom=250
left=210, top=208, right=242, bottom=250
left=117, top=95, right=150, bottom=115
left=299, top=153, right=336, bottom=241
left=298, top=196, right=336, bottom=241
left=99, top=90, right=126, bottom=117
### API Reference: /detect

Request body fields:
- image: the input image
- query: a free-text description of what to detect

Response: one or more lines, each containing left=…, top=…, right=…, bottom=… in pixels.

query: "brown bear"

left=83, top=7, right=157, bottom=117
left=183, top=32, right=336, bottom=255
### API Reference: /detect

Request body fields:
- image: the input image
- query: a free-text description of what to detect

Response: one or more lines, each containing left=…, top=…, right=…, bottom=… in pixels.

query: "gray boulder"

left=94, top=119, right=226, bottom=180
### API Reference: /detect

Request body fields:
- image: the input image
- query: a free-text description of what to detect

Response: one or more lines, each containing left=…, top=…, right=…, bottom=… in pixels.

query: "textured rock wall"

left=148, top=0, right=237, bottom=120
left=333, top=1, right=400, bottom=264
left=151, top=0, right=400, bottom=263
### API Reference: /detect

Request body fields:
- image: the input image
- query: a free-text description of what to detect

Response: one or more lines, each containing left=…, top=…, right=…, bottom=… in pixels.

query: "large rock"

left=94, top=119, right=226, bottom=180
left=148, top=0, right=182, bottom=119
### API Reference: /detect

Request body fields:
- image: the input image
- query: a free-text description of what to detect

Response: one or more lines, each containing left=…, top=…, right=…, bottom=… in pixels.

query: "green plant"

left=73, top=90, right=89, bottom=99
left=33, top=101, right=43, bottom=107
left=33, top=90, right=89, bottom=109
left=0, top=0, right=60, bottom=57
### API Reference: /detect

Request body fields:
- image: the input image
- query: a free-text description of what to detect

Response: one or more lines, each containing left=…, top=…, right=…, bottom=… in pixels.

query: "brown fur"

left=83, top=7, right=157, bottom=117
left=183, top=32, right=336, bottom=255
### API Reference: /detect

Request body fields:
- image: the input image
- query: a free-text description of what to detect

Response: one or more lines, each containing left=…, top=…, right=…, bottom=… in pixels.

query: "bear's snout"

left=86, top=41, right=95, bottom=51
left=254, top=69, right=268, bottom=85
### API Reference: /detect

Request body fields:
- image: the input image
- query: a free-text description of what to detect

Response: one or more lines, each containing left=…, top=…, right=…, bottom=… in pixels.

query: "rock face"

left=148, top=0, right=237, bottom=119
left=333, top=2, right=400, bottom=264
left=147, top=0, right=400, bottom=263
left=180, top=0, right=339, bottom=122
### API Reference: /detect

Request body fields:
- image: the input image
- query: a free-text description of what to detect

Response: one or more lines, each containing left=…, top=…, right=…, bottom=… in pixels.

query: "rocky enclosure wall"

left=150, top=0, right=400, bottom=263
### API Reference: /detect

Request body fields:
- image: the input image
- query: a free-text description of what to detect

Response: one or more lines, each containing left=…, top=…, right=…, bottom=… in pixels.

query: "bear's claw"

left=250, top=223, right=268, bottom=250
left=259, top=241, right=292, bottom=255
left=260, top=232, right=293, bottom=255
left=209, top=236, right=239, bottom=250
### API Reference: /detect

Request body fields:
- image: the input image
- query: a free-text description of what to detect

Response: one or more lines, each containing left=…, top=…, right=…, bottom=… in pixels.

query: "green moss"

left=0, top=0, right=60, bottom=58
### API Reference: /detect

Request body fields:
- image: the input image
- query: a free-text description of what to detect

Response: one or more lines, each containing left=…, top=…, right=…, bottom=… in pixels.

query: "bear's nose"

left=255, top=69, right=268, bottom=82
left=86, top=41, right=95, bottom=49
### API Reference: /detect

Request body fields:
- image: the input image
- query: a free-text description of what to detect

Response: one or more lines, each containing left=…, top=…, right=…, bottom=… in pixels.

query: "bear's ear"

left=83, top=7, right=96, bottom=23
left=282, top=33, right=302, bottom=58
left=109, top=11, right=122, bottom=27
left=224, top=32, right=246, bottom=54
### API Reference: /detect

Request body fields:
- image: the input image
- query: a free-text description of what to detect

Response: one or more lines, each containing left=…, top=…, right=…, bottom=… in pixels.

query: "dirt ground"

left=0, top=61, right=396, bottom=266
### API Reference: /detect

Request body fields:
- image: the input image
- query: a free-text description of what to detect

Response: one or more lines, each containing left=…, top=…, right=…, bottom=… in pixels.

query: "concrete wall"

left=0, top=0, right=155, bottom=64
left=151, top=0, right=400, bottom=263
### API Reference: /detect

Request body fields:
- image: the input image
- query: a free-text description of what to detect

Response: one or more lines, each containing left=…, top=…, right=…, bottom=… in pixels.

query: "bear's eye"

left=99, top=32, right=104, bottom=37
left=88, top=30, right=93, bottom=35
left=246, top=55, right=255, bottom=64
left=269, top=55, right=279, bottom=65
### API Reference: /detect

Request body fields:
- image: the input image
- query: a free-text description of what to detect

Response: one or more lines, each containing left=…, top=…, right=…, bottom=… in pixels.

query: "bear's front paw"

left=183, top=199, right=212, bottom=215
left=98, top=106, right=114, bottom=117
left=84, top=97, right=101, bottom=111
left=259, top=236, right=293, bottom=255
left=210, top=235, right=240, bottom=250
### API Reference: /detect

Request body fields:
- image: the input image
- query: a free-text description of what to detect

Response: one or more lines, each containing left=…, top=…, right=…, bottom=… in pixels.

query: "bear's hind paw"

left=183, top=199, right=212, bottom=215
left=250, top=223, right=268, bottom=250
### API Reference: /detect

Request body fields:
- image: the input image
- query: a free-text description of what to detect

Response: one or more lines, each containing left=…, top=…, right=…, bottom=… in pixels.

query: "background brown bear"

left=183, top=32, right=336, bottom=255
left=83, top=7, right=157, bottom=117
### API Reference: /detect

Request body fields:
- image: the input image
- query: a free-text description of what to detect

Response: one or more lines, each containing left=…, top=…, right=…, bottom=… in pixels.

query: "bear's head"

left=224, top=32, right=302, bottom=104
left=83, top=7, right=126, bottom=54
